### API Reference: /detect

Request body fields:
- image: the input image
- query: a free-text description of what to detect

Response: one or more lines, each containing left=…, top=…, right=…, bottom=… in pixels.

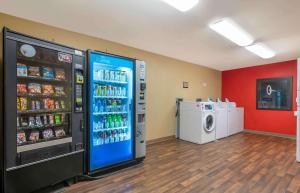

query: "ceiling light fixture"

left=245, top=43, right=275, bottom=59
left=209, top=18, right=254, bottom=47
left=161, top=0, right=199, bottom=12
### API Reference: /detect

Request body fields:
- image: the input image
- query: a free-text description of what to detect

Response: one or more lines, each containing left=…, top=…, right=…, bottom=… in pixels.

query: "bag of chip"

left=28, top=83, right=42, bottom=94
left=55, top=68, right=66, bottom=80
left=28, top=66, right=40, bottom=77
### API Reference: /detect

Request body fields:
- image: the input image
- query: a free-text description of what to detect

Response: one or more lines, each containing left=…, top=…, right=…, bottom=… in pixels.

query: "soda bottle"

left=104, top=85, right=108, bottom=96
left=104, top=70, right=110, bottom=80
left=99, top=69, right=104, bottom=80
left=111, top=86, right=116, bottom=96
left=94, top=100, right=98, bottom=112
left=99, top=117, right=103, bottom=129
left=111, top=129, right=116, bottom=143
left=103, top=99, right=107, bottom=112
left=107, top=115, right=112, bottom=128
left=121, top=87, right=126, bottom=97
left=115, top=129, right=119, bottom=142
left=111, top=115, right=115, bottom=128
left=106, top=85, right=110, bottom=96
left=104, top=131, right=109, bottom=144
left=123, top=115, right=127, bottom=127
left=106, top=100, right=110, bottom=112
left=99, top=85, right=102, bottom=96
left=116, top=71, right=120, bottom=81
left=99, top=131, right=104, bottom=145
left=97, top=100, right=101, bottom=112
left=110, top=70, right=115, bottom=81
left=120, top=71, right=125, bottom=82
left=99, top=100, right=104, bottom=112
left=103, top=116, right=108, bottom=129
left=122, top=103, right=127, bottom=112
left=113, top=115, right=117, bottom=127
left=117, top=115, right=122, bottom=127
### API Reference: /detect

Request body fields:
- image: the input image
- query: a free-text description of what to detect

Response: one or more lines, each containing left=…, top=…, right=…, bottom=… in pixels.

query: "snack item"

left=36, top=101, right=41, bottom=110
left=17, top=97, right=27, bottom=111
left=60, top=101, right=65, bottom=109
left=29, top=131, right=40, bottom=142
left=28, top=116, right=35, bottom=127
left=42, top=84, right=54, bottom=94
left=55, top=101, right=60, bottom=109
left=35, top=116, right=43, bottom=127
left=55, top=114, right=61, bottom=124
left=17, top=63, right=28, bottom=77
left=28, top=83, right=42, bottom=94
left=55, top=128, right=66, bottom=138
left=20, top=117, right=28, bottom=127
left=31, top=100, right=41, bottom=110
left=61, top=114, right=65, bottom=123
left=55, top=86, right=65, bottom=95
left=28, top=66, right=40, bottom=77
left=31, top=100, right=36, bottom=110
left=43, top=114, right=48, bottom=125
left=43, top=98, right=55, bottom=109
left=42, top=67, right=54, bottom=78
left=17, top=132, right=27, bottom=145
left=28, top=66, right=40, bottom=76
left=55, top=68, right=66, bottom=80
left=48, top=115, right=54, bottom=125
left=42, top=129, right=54, bottom=139
left=17, top=84, right=27, bottom=94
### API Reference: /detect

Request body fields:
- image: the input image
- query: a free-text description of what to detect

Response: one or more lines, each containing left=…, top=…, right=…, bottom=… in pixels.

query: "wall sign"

left=256, top=77, right=292, bottom=110
left=183, top=81, right=189, bottom=88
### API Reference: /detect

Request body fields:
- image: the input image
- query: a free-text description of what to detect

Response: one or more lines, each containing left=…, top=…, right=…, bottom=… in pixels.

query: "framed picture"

left=183, top=81, right=189, bottom=88
left=256, top=77, right=292, bottom=110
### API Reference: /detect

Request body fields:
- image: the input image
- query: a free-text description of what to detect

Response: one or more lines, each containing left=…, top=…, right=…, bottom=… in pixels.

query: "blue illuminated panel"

left=89, top=52, right=134, bottom=171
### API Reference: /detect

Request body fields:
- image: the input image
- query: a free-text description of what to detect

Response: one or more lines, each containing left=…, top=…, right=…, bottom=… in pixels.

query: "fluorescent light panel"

left=209, top=18, right=254, bottom=46
left=245, top=43, right=275, bottom=59
left=161, top=0, right=199, bottom=12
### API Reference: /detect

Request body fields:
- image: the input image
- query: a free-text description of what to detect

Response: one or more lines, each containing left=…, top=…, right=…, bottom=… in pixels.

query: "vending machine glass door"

left=88, top=52, right=134, bottom=171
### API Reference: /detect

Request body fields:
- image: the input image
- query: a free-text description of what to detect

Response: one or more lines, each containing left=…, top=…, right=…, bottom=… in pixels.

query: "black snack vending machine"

left=1, top=28, right=86, bottom=193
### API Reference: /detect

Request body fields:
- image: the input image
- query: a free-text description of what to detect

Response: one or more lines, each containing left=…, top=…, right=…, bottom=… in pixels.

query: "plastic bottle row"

left=93, top=99, right=127, bottom=113
left=93, top=128, right=130, bottom=146
left=93, top=115, right=127, bottom=130
left=93, top=69, right=127, bottom=82
left=93, top=84, right=127, bottom=97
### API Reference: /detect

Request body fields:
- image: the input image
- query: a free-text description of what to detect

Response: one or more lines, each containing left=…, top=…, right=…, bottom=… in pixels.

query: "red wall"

left=222, top=60, right=297, bottom=136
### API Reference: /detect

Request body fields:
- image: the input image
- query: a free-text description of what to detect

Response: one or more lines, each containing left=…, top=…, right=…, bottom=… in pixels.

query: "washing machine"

left=214, top=101, right=229, bottom=139
left=227, top=102, right=244, bottom=136
left=179, top=101, right=216, bottom=144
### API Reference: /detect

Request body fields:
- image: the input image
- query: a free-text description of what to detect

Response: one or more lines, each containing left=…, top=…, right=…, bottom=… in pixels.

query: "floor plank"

left=65, top=133, right=299, bottom=193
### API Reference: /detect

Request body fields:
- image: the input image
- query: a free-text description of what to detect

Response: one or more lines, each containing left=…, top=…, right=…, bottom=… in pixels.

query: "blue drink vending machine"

left=87, top=50, right=146, bottom=174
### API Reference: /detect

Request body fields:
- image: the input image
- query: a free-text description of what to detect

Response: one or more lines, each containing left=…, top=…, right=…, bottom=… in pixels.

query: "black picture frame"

left=256, top=77, right=293, bottom=111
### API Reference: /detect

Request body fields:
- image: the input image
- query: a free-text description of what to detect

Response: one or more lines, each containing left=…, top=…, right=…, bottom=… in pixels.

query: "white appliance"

left=214, top=101, right=229, bottom=139
left=227, top=101, right=244, bottom=136
left=179, top=101, right=216, bottom=144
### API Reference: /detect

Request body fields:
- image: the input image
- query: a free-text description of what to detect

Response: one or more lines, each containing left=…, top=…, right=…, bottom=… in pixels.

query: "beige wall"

left=0, top=13, right=221, bottom=140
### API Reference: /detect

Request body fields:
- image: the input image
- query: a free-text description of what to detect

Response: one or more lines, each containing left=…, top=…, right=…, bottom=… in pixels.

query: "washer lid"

left=203, top=113, right=215, bottom=132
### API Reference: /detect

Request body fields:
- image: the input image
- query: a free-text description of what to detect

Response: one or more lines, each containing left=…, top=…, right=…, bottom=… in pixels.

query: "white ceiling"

left=1, top=0, right=300, bottom=70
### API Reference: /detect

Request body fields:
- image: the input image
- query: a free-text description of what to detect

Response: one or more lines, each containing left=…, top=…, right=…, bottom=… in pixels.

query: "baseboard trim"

left=243, top=129, right=296, bottom=140
left=147, top=135, right=175, bottom=145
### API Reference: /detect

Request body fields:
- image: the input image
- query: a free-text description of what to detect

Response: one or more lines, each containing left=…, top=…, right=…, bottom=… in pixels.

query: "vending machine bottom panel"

left=6, top=151, right=83, bottom=193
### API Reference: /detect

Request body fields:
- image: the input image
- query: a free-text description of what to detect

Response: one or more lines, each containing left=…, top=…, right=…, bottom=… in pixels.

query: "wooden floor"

left=65, top=133, right=300, bottom=193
